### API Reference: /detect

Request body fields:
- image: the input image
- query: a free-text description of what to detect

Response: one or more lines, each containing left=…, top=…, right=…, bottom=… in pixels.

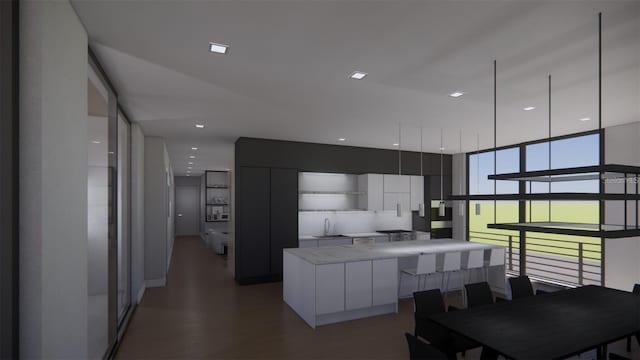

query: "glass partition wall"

left=88, top=54, right=132, bottom=358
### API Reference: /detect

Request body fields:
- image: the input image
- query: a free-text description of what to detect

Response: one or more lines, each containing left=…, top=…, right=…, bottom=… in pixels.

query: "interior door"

left=175, top=185, right=200, bottom=235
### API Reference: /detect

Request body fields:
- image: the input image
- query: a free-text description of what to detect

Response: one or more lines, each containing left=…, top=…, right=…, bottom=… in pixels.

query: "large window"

left=468, top=131, right=602, bottom=286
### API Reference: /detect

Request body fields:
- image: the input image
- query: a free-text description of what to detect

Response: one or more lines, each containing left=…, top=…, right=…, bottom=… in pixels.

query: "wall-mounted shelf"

left=299, top=191, right=366, bottom=195
left=206, top=170, right=230, bottom=223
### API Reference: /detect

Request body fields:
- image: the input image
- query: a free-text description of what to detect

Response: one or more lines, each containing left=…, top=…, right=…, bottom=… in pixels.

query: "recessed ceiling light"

left=189, top=155, right=196, bottom=159
left=523, top=106, right=535, bottom=111
left=92, top=140, right=101, bottom=144
left=449, top=91, right=465, bottom=98
left=191, top=147, right=198, bottom=150
left=580, top=117, right=591, bottom=122
left=439, top=146, right=445, bottom=151
left=187, top=167, right=192, bottom=169
left=393, top=143, right=399, bottom=146
left=188, top=162, right=194, bottom=165
left=225, top=168, right=231, bottom=171
left=195, top=124, right=205, bottom=129
left=186, top=174, right=191, bottom=176
left=350, top=71, right=368, bottom=80
left=338, top=138, right=346, bottom=141
left=209, top=42, right=229, bottom=54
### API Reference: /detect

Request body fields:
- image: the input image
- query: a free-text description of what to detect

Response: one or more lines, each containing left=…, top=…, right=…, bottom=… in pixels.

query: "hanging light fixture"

left=475, top=133, right=481, bottom=216
left=418, top=126, right=426, bottom=217
left=397, top=123, right=403, bottom=217
left=438, top=128, right=446, bottom=217
left=458, top=130, right=465, bottom=216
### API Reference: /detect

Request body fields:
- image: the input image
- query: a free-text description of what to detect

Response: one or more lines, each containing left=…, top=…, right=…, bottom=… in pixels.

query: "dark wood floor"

left=116, top=236, right=637, bottom=359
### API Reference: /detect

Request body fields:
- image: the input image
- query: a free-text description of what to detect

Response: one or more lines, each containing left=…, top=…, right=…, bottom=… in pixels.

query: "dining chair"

left=508, top=275, right=547, bottom=300
left=484, top=247, right=505, bottom=281
left=464, top=282, right=495, bottom=308
left=404, top=333, right=449, bottom=360
left=625, top=284, right=640, bottom=351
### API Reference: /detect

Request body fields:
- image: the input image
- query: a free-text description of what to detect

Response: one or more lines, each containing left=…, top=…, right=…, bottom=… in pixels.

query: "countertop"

left=284, top=239, right=503, bottom=265
left=342, top=232, right=387, bottom=237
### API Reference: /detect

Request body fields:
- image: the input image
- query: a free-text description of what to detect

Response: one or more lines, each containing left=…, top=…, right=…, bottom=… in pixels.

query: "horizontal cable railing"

left=469, top=230, right=602, bottom=287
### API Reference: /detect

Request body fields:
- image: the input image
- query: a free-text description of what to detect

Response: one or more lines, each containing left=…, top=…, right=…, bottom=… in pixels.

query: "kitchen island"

left=283, top=239, right=506, bottom=328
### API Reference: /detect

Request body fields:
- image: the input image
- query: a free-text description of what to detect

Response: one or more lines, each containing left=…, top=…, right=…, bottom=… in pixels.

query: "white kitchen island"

left=283, top=239, right=506, bottom=328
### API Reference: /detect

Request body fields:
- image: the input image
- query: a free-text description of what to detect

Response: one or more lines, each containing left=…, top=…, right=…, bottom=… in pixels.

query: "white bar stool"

left=437, top=251, right=461, bottom=301
left=485, top=247, right=506, bottom=281
left=461, top=249, right=485, bottom=306
left=399, top=252, right=437, bottom=297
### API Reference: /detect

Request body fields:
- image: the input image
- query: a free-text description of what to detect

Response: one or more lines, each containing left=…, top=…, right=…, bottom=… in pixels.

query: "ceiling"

left=71, top=0, right=640, bottom=176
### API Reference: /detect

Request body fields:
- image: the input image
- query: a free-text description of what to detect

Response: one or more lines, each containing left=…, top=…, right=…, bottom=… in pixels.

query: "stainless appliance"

left=376, top=230, right=416, bottom=242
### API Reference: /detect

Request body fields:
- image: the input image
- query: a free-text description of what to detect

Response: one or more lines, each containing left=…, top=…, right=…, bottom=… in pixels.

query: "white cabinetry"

left=315, top=264, right=345, bottom=315
left=383, top=192, right=411, bottom=211
left=372, top=259, right=398, bottom=306
left=357, top=174, right=383, bottom=211
left=410, top=176, right=424, bottom=211
left=299, top=239, right=318, bottom=248
left=318, top=237, right=352, bottom=247
left=345, top=261, right=373, bottom=310
left=383, top=175, right=411, bottom=193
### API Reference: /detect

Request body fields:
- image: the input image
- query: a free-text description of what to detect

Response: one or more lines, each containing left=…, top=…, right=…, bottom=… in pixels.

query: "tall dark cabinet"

left=236, top=166, right=298, bottom=284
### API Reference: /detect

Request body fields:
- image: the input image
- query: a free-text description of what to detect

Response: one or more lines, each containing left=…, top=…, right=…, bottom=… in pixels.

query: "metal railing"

left=469, top=230, right=602, bottom=287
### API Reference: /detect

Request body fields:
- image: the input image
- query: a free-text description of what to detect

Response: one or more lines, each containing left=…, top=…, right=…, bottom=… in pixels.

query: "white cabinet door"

left=299, top=239, right=318, bottom=248
left=410, top=176, right=424, bottom=211
left=367, top=174, right=383, bottom=211
left=345, top=261, right=373, bottom=310
left=316, top=263, right=345, bottom=315
left=383, top=175, right=410, bottom=193
left=318, top=237, right=352, bottom=247
left=372, top=258, right=398, bottom=306
left=383, top=192, right=411, bottom=211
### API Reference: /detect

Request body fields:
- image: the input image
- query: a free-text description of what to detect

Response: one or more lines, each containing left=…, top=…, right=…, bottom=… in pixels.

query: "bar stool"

left=461, top=250, right=484, bottom=306
left=484, top=247, right=506, bottom=281
left=399, top=253, right=437, bottom=297
left=437, top=252, right=461, bottom=301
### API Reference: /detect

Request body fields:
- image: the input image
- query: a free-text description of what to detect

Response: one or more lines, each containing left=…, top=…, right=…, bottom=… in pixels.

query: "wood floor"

left=115, top=236, right=638, bottom=359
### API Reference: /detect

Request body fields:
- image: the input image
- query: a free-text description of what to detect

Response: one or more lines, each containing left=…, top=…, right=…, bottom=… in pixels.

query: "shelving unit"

left=485, top=165, right=640, bottom=238
left=205, top=170, right=230, bottom=222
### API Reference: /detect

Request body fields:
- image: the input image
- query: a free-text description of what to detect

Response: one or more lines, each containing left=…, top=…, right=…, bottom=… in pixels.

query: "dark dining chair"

left=625, top=284, right=640, bottom=351
left=405, top=333, right=449, bottom=360
left=508, top=275, right=547, bottom=300
left=412, top=289, right=476, bottom=359
left=464, top=282, right=494, bottom=308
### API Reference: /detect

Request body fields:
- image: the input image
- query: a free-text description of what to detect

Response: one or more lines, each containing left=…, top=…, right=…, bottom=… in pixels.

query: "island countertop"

left=284, top=239, right=502, bottom=265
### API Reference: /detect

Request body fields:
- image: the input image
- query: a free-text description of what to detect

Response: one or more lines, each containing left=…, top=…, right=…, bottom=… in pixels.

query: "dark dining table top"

left=429, top=285, right=640, bottom=360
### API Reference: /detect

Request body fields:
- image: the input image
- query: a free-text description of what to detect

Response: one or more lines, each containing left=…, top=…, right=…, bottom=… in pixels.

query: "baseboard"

left=136, top=284, right=146, bottom=304
left=145, top=278, right=166, bottom=288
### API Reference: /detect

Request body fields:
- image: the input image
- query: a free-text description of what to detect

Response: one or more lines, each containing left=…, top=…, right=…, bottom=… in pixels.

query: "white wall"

left=164, top=146, right=175, bottom=271
left=19, top=0, right=89, bottom=357
left=604, top=122, right=640, bottom=291
left=452, top=153, right=467, bottom=241
left=131, top=123, right=145, bottom=303
left=144, top=137, right=170, bottom=286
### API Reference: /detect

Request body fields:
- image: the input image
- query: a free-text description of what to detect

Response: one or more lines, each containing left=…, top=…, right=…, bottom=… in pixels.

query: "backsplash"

left=299, top=210, right=412, bottom=236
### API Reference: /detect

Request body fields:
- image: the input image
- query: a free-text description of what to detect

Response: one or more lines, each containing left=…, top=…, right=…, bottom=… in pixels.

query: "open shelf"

left=487, top=222, right=640, bottom=239
left=487, top=164, right=640, bottom=182
left=299, top=191, right=366, bottom=195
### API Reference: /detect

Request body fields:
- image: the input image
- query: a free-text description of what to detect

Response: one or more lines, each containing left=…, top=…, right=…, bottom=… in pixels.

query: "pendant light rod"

left=548, top=74, right=552, bottom=222
left=598, top=12, right=602, bottom=131
left=398, top=123, right=402, bottom=176
left=493, top=59, right=497, bottom=224
left=420, top=127, right=424, bottom=177
left=440, top=128, right=444, bottom=201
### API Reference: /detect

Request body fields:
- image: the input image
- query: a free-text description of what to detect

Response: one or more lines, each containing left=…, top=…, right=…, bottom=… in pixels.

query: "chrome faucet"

left=324, top=218, right=331, bottom=236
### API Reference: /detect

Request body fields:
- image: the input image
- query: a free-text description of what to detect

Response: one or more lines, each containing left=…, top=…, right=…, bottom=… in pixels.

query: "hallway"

left=115, top=236, right=415, bottom=359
